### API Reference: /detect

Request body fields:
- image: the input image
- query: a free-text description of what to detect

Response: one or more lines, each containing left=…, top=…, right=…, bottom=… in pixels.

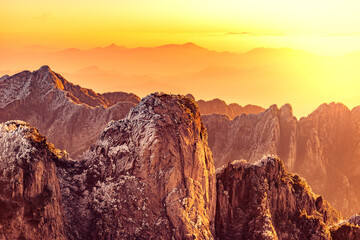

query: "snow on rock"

left=215, top=155, right=341, bottom=239
left=60, top=93, right=217, bottom=239
left=330, top=214, right=360, bottom=240
left=0, top=120, right=67, bottom=240
left=0, top=72, right=31, bottom=108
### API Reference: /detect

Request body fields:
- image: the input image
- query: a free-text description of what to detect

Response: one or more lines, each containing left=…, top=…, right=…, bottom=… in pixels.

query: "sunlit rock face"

left=61, top=93, right=217, bottom=239
left=0, top=65, right=139, bottom=158
left=0, top=120, right=67, bottom=240
left=1, top=94, right=358, bottom=240
left=204, top=103, right=360, bottom=217
left=203, top=104, right=297, bottom=170
left=215, top=155, right=341, bottom=240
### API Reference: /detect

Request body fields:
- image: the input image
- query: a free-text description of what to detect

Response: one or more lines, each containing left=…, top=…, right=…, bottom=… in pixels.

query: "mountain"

left=203, top=102, right=360, bottom=217
left=60, top=93, right=216, bottom=239
left=0, top=93, right=352, bottom=239
left=0, top=65, right=140, bottom=158
left=216, top=155, right=341, bottom=239
left=0, top=66, right=264, bottom=158
left=196, top=98, right=264, bottom=119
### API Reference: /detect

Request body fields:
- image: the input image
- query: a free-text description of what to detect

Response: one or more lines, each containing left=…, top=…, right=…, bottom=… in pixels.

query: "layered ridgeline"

left=194, top=96, right=265, bottom=119
left=0, top=66, right=262, bottom=159
left=203, top=103, right=360, bottom=217
left=0, top=65, right=140, bottom=158
left=1, top=93, right=358, bottom=239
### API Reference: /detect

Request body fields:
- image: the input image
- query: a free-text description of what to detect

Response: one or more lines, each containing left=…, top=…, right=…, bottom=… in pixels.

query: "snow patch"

left=0, top=75, right=31, bottom=108
left=253, top=154, right=277, bottom=167
left=0, top=121, right=38, bottom=177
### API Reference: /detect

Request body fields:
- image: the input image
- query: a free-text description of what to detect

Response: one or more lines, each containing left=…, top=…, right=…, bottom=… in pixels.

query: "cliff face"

left=0, top=66, right=139, bottom=158
left=203, top=103, right=360, bottom=217
left=216, top=156, right=341, bottom=240
left=203, top=104, right=297, bottom=170
left=60, top=93, right=217, bottom=239
left=0, top=121, right=67, bottom=240
left=0, top=94, right=356, bottom=239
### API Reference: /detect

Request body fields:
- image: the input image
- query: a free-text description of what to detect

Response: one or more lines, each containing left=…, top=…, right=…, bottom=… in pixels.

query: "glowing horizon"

left=3, top=0, right=360, bottom=117
left=3, top=0, right=360, bottom=55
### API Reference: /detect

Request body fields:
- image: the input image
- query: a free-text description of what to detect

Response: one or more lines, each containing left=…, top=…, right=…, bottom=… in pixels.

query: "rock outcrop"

left=60, top=93, right=217, bottom=239
left=216, top=155, right=341, bottom=240
left=0, top=120, right=67, bottom=240
left=330, top=214, right=360, bottom=240
left=203, top=103, right=360, bottom=217
left=0, top=66, right=139, bottom=157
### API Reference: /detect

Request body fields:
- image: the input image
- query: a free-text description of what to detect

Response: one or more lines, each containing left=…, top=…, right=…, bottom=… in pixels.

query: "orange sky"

left=2, top=0, right=360, bottom=117
left=3, top=0, right=360, bottom=55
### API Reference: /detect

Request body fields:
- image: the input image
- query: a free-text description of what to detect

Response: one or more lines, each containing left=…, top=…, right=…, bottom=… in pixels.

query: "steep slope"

left=0, top=66, right=139, bottom=157
left=296, top=103, right=360, bottom=216
left=203, top=104, right=297, bottom=169
left=60, top=93, right=216, bottom=239
left=203, top=103, right=360, bottom=217
left=0, top=121, right=67, bottom=240
left=196, top=98, right=264, bottom=119
left=216, top=155, right=341, bottom=240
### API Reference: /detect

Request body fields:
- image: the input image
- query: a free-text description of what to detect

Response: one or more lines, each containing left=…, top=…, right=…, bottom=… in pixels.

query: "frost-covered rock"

left=330, top=214, right=360, bottom=240
left=0, top=120, right=67, bottom=240
left=0, top=66, right=139, bottom=157
left=215, top=155, right=341, bottom=240
left=62, top=93, right=217, bottom=239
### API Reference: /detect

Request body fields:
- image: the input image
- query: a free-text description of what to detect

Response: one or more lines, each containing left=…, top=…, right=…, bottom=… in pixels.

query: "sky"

left=2, top=0, right=360, bottom=117
left=3, top=0, right=360, bottom=55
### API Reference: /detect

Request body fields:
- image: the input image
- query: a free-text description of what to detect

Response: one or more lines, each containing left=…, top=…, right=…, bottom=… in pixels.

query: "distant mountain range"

left=3, top=43, right=354, bottom=116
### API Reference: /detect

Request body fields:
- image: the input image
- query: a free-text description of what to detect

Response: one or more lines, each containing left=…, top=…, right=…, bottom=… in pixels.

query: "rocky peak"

left=216, top=155, right=341, bottom=239
left=279, top=103, right=293, bottom=117
left=185, top=93, right=195, bottom=101
left=0, top=120, right=67, bottom=240
left=4, top=65, right=140, bottom=108
left=0, top=74, right=9, bottom=82
left=0, top=66, right=139, bottom=158
left=306, top=102, right=350, bottom=121
left=63, top=93, right=216, bottom=239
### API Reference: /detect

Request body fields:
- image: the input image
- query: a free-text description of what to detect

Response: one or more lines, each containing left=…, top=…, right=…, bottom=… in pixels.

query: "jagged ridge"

left=0, top=66, right=139, bottom=157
